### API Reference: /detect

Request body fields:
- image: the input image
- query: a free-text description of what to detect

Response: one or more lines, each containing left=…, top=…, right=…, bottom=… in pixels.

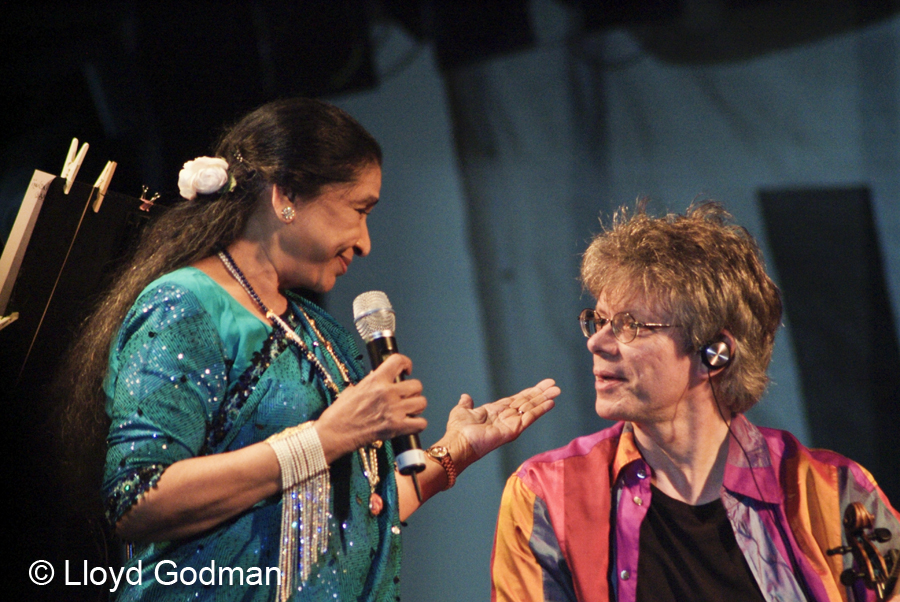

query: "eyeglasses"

left=578, top=309, right=676, bottom=343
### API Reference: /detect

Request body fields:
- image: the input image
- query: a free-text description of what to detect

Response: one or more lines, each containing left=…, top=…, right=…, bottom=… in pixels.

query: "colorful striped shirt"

left=491, top=416, right=900, bottom=602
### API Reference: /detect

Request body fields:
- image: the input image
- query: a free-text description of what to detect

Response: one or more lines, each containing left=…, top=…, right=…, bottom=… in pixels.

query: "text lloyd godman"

left=65, top=560, right=281, bottom=592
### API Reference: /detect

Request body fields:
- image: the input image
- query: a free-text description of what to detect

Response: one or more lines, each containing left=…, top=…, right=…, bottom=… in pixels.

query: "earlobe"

left=270, top=185, right=296, bottom=224
left=280, top=206, right=296, bottom=223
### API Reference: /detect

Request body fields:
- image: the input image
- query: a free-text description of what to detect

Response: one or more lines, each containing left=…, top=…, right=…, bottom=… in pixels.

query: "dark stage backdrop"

left=761, top=187, right=900, bottom=502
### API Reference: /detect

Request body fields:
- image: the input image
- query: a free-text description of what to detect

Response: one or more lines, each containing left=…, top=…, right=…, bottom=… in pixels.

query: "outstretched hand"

left=445, top=379, right=559, bottom=466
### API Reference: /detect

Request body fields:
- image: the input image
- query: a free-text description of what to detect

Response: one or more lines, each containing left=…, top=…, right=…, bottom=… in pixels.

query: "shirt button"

left=633, top=496, right=643, bottom=506
left=636, top=468, right=647, bottom=479
left=620, top=570, right=631, bottom=581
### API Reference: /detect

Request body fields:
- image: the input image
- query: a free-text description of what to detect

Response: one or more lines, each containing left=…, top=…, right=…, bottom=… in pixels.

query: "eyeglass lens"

left=578, top=309, right=639, bottom=343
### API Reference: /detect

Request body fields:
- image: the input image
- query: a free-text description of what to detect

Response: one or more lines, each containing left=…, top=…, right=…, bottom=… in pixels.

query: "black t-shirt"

left=634, top=485, right=766, bottom=602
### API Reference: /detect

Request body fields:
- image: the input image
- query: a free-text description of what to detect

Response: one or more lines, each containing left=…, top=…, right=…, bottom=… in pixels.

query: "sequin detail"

left=104, top=464, right=166, bottom=525
left=101, top=270, right=402, bottom=601
left=203, top=325, right=291, bottom=453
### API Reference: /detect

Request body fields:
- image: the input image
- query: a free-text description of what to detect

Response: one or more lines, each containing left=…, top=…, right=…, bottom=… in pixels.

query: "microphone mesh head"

left=353, top=291, right=396, bottom=341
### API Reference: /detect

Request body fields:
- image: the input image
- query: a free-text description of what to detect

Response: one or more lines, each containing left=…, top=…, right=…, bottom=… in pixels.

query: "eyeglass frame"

left=578, top=308, right=677, bottom=343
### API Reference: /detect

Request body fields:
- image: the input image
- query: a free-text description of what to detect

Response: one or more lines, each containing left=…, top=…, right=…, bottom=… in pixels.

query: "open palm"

left=446, top=378, right=559, bottom=461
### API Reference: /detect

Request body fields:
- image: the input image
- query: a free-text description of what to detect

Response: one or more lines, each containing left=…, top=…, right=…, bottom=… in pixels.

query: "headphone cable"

left=708, top=367, right=812, bottom=601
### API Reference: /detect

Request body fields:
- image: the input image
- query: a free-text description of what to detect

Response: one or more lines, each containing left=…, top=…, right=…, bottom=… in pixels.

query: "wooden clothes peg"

left=61, top=138, right=88, bottom=194
left=91, top=160, right=117, bottom=212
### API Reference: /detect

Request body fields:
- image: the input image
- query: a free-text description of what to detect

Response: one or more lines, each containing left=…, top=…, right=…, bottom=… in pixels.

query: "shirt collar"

left=610, top=416, right=782, bottom=504
left=722, top=413, right=782, bottom=504
left=611, top=422, right=646, bottom=484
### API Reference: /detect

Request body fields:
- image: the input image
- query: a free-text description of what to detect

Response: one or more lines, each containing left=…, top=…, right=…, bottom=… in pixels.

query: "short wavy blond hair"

left=580, top=201, right=782, bottom=413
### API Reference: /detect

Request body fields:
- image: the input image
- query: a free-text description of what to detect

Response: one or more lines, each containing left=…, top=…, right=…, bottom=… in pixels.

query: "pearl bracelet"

left=266, top=422, right=330, bottom=600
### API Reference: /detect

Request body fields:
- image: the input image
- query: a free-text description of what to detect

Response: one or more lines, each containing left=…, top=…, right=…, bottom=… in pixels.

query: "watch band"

left=426, top=445, right=457, bottom=490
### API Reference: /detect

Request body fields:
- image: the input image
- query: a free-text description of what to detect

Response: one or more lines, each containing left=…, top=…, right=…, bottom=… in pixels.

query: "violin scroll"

left=827, top=502, right=899, bottom=600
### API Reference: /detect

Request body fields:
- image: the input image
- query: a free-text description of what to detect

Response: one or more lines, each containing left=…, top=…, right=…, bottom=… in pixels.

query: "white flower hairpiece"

left=178, top=157, right=231, bottom=200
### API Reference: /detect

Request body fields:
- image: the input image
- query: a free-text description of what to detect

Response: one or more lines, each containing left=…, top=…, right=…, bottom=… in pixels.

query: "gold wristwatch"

left=426, top=445, right=457, bottom=490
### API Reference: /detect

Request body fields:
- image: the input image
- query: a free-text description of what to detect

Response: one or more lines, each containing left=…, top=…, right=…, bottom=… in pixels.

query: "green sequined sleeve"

left=101, top=280, right=231, bottom=525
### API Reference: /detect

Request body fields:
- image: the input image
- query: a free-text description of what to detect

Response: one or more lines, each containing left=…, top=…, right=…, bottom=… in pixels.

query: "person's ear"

left=270, top=185, right=296, bottom=224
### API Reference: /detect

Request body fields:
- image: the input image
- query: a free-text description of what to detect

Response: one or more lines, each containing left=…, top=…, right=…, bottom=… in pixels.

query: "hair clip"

left=139, top=186, right=161, bottom=212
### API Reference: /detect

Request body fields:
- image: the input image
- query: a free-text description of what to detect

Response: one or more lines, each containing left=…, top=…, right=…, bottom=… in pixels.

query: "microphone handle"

left=365, top=336, right=426, bottom=476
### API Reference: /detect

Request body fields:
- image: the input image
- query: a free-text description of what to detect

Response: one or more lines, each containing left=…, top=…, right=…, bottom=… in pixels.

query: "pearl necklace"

left=217, top=249, right=383, bottom=515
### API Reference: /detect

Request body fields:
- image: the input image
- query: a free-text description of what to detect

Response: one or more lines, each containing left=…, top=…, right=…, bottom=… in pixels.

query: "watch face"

left=429, top=446, right=448, bottom=458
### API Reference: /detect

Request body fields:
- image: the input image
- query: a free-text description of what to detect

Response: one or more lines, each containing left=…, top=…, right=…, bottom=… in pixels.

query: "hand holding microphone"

left=353, top=291, right=427, bottom=499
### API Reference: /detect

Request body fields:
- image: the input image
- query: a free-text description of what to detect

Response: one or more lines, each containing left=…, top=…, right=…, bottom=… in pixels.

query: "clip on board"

left=0, top=160, right=161, bottom=390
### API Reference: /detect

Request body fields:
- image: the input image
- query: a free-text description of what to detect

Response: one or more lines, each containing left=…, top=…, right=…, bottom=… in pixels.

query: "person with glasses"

left=490, top=202, right=900, bottom=602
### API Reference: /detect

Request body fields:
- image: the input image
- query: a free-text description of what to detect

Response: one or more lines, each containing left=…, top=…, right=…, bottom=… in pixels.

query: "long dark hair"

left=59, top=97, right=382, bottom=509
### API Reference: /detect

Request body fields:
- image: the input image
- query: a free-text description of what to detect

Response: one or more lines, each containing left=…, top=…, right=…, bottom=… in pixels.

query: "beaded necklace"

left=217, top=249, right=383, bottom=515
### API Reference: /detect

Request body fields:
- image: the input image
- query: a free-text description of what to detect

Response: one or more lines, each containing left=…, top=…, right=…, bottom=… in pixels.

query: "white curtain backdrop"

left=326, top=4, right=900, bottom=600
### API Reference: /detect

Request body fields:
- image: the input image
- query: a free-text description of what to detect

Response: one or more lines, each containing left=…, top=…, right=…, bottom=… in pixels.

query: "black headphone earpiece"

left=701, top=339, right=732, bottom=369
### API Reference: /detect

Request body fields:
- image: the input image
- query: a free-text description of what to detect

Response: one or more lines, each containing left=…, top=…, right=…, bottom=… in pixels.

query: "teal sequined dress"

left=102, top=268, right=403, bottom=601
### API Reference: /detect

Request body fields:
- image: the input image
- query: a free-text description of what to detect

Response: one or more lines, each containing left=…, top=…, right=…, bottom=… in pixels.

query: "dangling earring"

left=281, top=206, right=296, bottom=223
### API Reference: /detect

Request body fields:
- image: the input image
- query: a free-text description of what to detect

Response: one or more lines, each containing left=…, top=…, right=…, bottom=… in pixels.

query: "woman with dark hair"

left=64, top=97, right=558, bottom=601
